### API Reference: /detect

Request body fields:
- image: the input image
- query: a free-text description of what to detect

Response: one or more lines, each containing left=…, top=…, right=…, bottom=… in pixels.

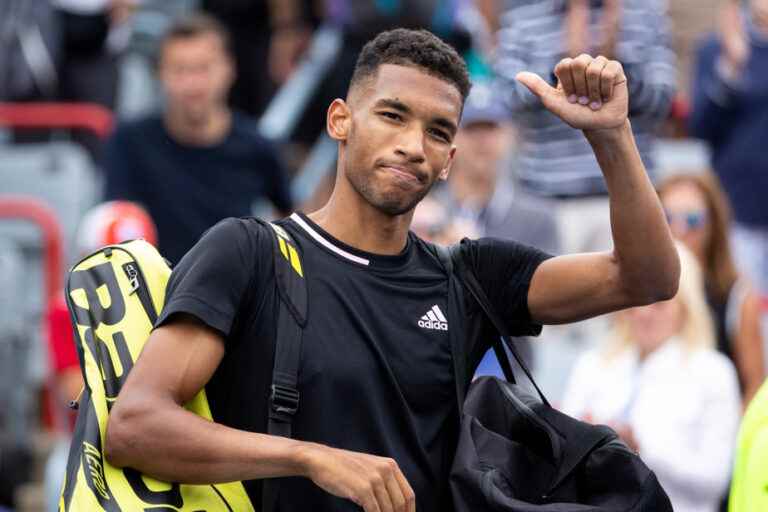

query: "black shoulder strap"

left=262, top=221, right=307, bottom=512
left=427, top=239, right=549, bottom=410
left=453, top=242, right=551, bottom=407
left=429, top=242, right=469, bottom=415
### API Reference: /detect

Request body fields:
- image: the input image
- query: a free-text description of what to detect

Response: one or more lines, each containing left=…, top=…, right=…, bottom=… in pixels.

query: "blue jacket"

left=689, top=30, right=768, bottom=227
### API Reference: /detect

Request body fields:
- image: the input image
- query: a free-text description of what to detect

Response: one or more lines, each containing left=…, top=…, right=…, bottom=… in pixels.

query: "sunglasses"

left=664, top=209, right=708, bottom=231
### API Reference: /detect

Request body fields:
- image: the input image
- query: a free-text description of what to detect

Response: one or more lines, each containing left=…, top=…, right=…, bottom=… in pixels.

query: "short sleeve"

left=460, top=237, right=552, bottom=336
left=155, top=218, right=265, bottom=338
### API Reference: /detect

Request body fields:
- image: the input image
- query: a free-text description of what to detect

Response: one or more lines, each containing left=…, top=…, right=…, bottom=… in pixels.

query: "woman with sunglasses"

left=658, top=172, right=765, bottom=407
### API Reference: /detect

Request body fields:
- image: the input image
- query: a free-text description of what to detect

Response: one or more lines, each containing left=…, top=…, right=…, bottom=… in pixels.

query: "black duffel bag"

left=444, top=243, right=673, bottom=512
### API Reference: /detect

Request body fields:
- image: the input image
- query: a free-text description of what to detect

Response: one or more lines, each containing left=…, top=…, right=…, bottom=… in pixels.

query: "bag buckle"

left=270, top=384, right=299, bottom=415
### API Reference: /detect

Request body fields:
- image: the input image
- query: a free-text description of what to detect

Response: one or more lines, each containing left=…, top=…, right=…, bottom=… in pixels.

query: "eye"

left=428, top=128, right=451, bottom=142
left=379, top=111, right=403, bottom=121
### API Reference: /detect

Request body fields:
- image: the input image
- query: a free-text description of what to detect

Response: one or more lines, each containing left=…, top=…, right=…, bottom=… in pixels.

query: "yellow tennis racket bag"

left=58, top=239, right=254, bottom=511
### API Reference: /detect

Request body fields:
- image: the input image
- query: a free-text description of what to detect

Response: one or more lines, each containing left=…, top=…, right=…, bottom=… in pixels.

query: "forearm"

left=106, top=397, right=311, bottom=484
left=584, top=121, right=679, bottom=300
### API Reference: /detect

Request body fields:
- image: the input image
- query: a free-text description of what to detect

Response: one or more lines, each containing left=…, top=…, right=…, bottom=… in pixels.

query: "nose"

left=181, top=71, right=207, bottom=94
left=393, top=125, right=426, bottom=163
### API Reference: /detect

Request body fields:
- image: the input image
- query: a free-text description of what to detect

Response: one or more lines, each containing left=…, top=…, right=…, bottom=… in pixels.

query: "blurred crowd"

left=1, top=0, right=767, bottom=511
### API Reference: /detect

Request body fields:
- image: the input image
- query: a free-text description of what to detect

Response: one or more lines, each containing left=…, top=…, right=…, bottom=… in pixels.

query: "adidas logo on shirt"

left=418, top=305, right=448, bottom=331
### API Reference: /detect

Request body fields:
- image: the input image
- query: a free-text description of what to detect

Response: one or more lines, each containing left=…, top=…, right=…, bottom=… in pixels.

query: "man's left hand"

left=515, top=54, right=628, bottom=131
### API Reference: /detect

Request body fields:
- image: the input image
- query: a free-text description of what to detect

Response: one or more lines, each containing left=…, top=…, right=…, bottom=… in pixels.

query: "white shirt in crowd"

left=561, top=338, right=741, bottom=512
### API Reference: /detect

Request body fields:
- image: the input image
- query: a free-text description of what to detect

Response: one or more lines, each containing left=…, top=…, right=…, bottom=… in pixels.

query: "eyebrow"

left=374, top=98, right=458, bottom=137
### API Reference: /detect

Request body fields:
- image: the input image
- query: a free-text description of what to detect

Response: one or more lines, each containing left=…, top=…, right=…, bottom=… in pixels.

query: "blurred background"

left=1, top=0, right=766, bottom=511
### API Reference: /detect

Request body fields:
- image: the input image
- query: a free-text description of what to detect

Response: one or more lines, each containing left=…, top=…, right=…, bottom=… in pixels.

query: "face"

left=158, top=33, right=234, bottom=123
left=622, top=298, right=684, bottom=357
left=328, top=64, right=462, bottom=216
left=660, top=181, right=710, bottom=262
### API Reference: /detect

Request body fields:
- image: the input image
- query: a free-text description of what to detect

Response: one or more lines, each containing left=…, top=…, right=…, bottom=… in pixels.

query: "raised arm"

left=688, top=37, right=744, bottom=143
left=688, top=2, right=747, bottom=142
left=515, top=55, right=680, bottom=324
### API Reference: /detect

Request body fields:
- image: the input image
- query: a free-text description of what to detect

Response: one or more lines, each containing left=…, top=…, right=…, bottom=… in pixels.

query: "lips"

left=377, top=162, right=425, bottom=184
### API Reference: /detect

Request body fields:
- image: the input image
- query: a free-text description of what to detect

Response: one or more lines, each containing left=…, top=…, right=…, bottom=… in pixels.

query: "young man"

left=105, top=28, right=679, bottom=512
left=103, top=14, right=292, bottom=264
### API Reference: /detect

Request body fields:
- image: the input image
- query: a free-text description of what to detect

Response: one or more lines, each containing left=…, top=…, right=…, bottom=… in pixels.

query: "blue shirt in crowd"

left=689, top=28, right=768, bottom=227
left=104, top=112, right=292, bottom=264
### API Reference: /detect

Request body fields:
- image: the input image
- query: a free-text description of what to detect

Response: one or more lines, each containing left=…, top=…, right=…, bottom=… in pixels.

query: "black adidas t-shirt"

left=156, top=212, right=551, bottom=511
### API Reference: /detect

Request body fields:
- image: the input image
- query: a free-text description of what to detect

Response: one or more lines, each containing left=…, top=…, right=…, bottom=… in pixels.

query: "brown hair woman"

left=658, top=171, right=765, bottom=406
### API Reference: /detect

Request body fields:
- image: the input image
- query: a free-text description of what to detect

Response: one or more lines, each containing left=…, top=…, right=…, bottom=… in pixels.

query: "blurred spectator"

left=435, top=81, right=560, bottom=254
left=659, top=172, right=765, bottom=406
left=494, top=0, right=676, bottom=253
left=728, top=376, right=768, bottom=512
left=411, top=194, right=480, bottom=246
left=53, top=0, right=136, bottom=111
left=201, top=0, right=319, bottom=117
left=666, top=0, right=720, bottom=101
left=60, top=0, right=135, bottom=145
left=43, top=200, right=158, bottom=512
left=688, top=0, right=768, bottom=299
left=0, top=0, right=60, bottom=102
left=104, top=13, right=293, bottom=265
left=3, top=0, right=135, bottom=159
left=561, top=244, right=740, bottom=512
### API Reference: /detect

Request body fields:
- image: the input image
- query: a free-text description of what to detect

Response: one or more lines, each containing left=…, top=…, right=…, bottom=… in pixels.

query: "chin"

left=372, top=198, right=416, bottom=217
left=175, top=104, right=212, bottom=124
left=347, top=166, right=433, bottom=216
left=373, top=189, right=431, bottom=217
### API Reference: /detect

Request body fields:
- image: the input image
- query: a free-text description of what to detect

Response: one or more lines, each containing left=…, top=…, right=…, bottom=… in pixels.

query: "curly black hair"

left=349, top=28, right=471, bottom=102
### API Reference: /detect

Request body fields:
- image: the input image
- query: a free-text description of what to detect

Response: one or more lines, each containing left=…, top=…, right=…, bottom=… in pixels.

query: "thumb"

left=515, top=71, right=554, bottom=100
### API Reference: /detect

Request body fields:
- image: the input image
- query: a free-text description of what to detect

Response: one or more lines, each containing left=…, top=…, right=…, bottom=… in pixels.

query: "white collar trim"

left=290, top=213, right=370, bottom=266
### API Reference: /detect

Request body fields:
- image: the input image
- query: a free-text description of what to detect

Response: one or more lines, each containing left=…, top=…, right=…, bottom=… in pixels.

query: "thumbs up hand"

left=516, top=54, right=628, bottom=131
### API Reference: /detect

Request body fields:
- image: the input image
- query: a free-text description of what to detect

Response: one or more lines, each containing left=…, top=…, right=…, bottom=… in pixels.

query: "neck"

left=307, top=160, right=413, bottom=255
left=164, top=105, right=231, bottom=146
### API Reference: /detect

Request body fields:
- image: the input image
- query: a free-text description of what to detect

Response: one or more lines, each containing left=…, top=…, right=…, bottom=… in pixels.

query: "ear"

left=327, top=99, right=351, bottom=141
left=438, top=146, right=456, bottom=181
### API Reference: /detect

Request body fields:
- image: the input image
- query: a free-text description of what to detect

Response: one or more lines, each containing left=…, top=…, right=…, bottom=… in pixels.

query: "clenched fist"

left=299, top=443, right=416, bottom=512
left=516, top=54, right=628, bottom=131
